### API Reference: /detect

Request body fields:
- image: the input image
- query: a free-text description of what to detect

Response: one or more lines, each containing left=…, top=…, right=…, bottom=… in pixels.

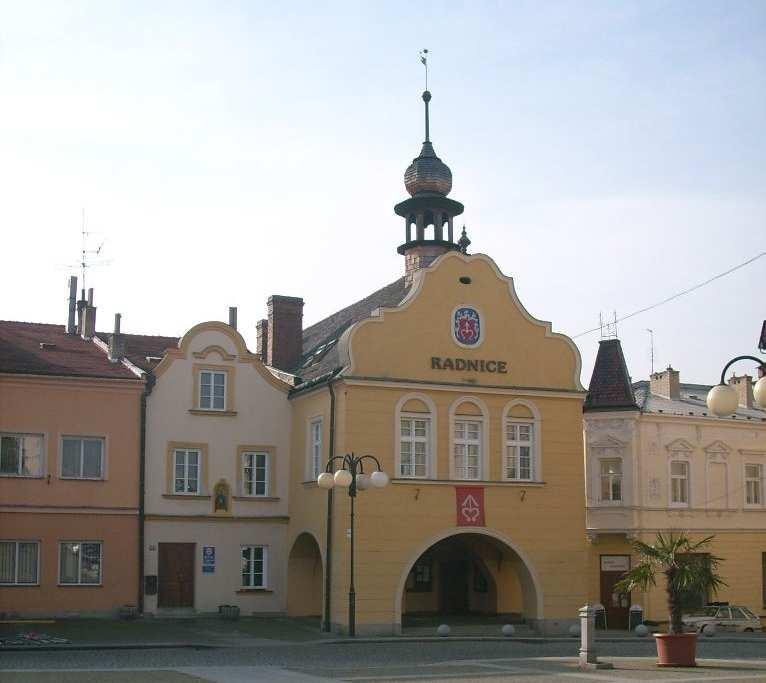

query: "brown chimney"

left=228, top=307, right=238, bottom=330
left=108, top=313, right=125, bottom=362
left=76, top=288, right=87, bottom=335
left=650, top=366, right=680, bottom=399
left=256, top=319, right=269, bottom=361
left=67, top=276, right=77, bottom=334
left=728, top=374, right=754, bottom=409
left=81, top=288, right=97, bottom=340
left=267, top=295, right=303, bottom=371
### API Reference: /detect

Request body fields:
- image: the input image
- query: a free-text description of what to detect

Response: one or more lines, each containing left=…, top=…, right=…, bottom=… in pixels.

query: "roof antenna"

left=599, top=311, right=618, bottom=340
left=647, top=329, right=655, bottom=373
left=77, top=208, right=110, bottom=291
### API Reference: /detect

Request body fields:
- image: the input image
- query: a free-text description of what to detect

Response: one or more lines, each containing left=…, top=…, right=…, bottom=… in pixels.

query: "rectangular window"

left=174, top=449, right=200, bottom=494
left=599, top=459, right=623, bottom=502
left=61, top=437, right=104, bottom=479
left=309, top=418, right=323, bottom=480
left=199, top=370, right=226, bottom=410
left=0, top=434, right=44, bottom=477
left=504, top=421, right=534, bottom=481
left=407, top=559, right=432, bottom=592
left=59, top=541, right=102, bottom=585
left=400, top=416, right=429, bottom=478
left=745, top=464, right=762, bottom=505
left=241, top=545, right=266, bottom=588
left=454, top=419, right=481, bottom=480
left=242, top=452, right=268, bottom=496
left=670, top=460, right=689, bottom=505
left=0, top=541, right=39, bottom=585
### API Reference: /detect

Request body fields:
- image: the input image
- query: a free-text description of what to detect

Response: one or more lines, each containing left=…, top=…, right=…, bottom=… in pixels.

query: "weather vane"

left=419, top=48, right=429, bottom=90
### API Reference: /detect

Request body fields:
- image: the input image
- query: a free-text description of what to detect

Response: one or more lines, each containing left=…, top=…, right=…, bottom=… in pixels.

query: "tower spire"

left=423, top=91, right=431, bottom=143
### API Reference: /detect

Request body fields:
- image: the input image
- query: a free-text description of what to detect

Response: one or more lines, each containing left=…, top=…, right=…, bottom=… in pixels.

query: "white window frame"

left=241, top=451, right=269, bottom=497
left=395, top=393, right=437, bottom=480
left=449, top=397, right=489, bottom=481
left=453, top=418, right=483, bottom=481
left=241, top=544, right=267, bottom=588
left=745, top=463, right=763, bottom=507
left=0, top=433, right=45, bottom=478
left=58, top=541, right=102, bottom=586
left=399, top=414, right=431, bottom=479
left=174, top=448, right=201, bottom=495
left=0, top=540, right=40, bottom=585
left=501, top=400, right=542, bottom=483
left=60, top=436, right=105, bottom=480
left=669, top=459, right=690, bottom=507
left=307, top=417, right=323, bottom=481
left=503, top=420, right=535, bottom=481
left=599, top=458, right=623, bottom=503
left=199, top=369, right=226, bottom=411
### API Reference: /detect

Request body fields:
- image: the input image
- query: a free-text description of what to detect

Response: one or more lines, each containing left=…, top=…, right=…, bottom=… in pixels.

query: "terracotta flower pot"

left=654, top=632, right=697, bottom=667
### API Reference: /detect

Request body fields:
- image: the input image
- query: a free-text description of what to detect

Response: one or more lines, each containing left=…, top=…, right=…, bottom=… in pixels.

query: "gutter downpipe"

left=322, top=377, right=336, bottom=632
left=138, top=371, right=156, bottom=614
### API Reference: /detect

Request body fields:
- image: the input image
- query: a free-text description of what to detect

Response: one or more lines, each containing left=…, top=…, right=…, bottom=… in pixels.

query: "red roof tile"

left=0, top=321, right=140, bottom=380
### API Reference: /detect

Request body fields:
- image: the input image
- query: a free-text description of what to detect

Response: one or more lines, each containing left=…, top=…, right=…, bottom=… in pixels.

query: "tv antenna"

left=646, top=329, right=655, bottom=373
left=59, top=209, right=111, bottom=289
left=599, top=311, right=618, bottom=340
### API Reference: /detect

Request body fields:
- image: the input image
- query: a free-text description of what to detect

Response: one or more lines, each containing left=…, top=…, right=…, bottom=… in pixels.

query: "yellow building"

left=584, top=340, right=766, bottom=629
left=275, top=89, right=590, bottom=635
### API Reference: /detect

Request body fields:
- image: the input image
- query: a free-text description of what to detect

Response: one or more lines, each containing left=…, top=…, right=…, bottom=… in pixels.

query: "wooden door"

left=440, top=560, right=469, bottom=614
left=600, top=555, right=631, bottom=630
left=158, top=543, right=195, bottom=608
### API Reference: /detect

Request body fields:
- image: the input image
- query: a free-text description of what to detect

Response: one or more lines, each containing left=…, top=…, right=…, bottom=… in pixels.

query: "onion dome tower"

left=396, top=90, right=465, bottom=284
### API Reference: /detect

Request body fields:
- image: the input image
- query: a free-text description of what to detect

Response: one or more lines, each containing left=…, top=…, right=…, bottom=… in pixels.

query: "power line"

left=573, top=251, right=766, bottom=339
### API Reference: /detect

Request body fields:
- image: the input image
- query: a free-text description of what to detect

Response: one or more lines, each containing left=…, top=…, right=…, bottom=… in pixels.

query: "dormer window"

left=199, top=370, right=226, bottom=411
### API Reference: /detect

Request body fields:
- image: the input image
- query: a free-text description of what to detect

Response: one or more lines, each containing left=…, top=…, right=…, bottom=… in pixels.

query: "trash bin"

left=220, top=604, right=240, bottom=620
left=593, top=603, right=607, bottom=630
left=629, top=604, right=644, bottom=631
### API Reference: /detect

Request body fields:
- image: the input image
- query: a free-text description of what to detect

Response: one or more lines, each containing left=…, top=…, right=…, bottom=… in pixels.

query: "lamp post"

left=317, top=453, right=389, bottom=637
left=706, top=355, right=766, bottom=416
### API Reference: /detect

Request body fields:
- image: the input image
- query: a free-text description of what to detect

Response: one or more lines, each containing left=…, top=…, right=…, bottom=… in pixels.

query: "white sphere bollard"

left=437, top=624, right=451, bottom=637
left=702, top=623, right=716, bottom=637
left=568, top=623, right=581, bottom=637
left=501, top=624, right=515, bottom=637
left=634, top=624, right=649, bottom=637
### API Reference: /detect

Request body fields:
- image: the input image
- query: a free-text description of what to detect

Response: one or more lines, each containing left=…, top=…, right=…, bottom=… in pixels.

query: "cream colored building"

left=142, top=321, right=291, bottom=614
left=584, top=340, right=766, bottom=628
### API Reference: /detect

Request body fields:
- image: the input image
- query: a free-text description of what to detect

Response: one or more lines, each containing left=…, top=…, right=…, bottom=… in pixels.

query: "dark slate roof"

left=633, top=380, right=766, bottom=421
left=292, top=277, right=409, bottom=382
left=96, top=331, right=179, bottom=373
left=0, top=321, right=139, bottom=380
left=584, top=339, right=638, bottom=412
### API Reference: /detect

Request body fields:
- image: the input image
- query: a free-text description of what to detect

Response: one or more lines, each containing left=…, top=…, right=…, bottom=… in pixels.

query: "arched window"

left=449, top=397, right=489, bottom=481
left=501, top=400, right=541, bottom=482
left=395, top=393, right=437, bottom=479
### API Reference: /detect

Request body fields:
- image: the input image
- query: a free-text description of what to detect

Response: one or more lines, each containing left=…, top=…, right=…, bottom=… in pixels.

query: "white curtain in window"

left=17, top=542, right=38, bottom=583
left=21, top=436, right=43, bottom=476
left=62, top=439, right=80, bottom=477
left=82, top=440, right=102, bottom=478
left=60, top=543, right=80, bottom=583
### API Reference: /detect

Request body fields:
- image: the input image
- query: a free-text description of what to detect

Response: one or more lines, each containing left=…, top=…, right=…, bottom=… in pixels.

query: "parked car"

left=682, top=605, right=762, bottom=633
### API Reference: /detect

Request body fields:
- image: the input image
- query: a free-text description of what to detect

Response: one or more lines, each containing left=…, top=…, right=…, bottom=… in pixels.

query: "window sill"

left=0, top=474, right=44, bottom=479
left=236, top=588, right=272, bottom=594
left=0, top=583, right=40, bottom=587
left=60, top=477, right=106, bottom=482
left=162, top=494, right=212, bottom=500
left=392, top=478, right=545, bottom=487
left=188, top=409, right=237, bottom=417
left=57, top=583, right=103, bottom=588
left=233, top=496, right=280, bottom=502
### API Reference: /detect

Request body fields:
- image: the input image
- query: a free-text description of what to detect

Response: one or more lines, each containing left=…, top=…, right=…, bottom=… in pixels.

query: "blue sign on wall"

left=202, top=546, right=215, bottom=574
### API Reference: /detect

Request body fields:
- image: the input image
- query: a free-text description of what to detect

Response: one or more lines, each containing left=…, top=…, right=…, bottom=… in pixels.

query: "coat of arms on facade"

left=453, top=306, right=481, bottom=346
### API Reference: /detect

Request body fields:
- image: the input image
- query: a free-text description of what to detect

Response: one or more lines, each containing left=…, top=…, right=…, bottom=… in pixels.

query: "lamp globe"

left=356, top=473, right=371, bottom=491
left=706, top=383, right=738, bottom=417
left=334, top=469, right=353, bottom=488
left=754, top=376, right=766, bottom=409
left=370, top=470, right=389, bottom=488
left=317, top=472, right=335, bottom=489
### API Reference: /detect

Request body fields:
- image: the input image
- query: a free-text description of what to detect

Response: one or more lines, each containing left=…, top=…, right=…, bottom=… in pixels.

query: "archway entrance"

left=287, top=532, right=323, bottom=617
left=398, top=531, right=541, bottom=631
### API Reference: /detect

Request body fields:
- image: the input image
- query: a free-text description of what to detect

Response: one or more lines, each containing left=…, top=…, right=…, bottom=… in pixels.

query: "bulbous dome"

left=404, top=141, right=453, bottom=196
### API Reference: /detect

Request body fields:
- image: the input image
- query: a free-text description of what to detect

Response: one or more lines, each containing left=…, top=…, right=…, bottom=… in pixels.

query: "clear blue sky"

left=1, top=1, right=764, bottom=385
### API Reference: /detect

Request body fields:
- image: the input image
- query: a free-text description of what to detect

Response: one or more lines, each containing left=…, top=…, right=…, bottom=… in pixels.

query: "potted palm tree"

left=614, top=532, right=726, bottom=667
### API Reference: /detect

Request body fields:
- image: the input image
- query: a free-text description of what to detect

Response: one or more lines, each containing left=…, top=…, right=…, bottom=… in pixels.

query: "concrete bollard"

left=703, top=623, right=716, bottom=637
left=501, top=624, right=515, bottom=637
left=437, top=624, right=450, bottom=637
left=578, top=604, right=613, bottom=670
left=634, top=624, right=649, bottom=637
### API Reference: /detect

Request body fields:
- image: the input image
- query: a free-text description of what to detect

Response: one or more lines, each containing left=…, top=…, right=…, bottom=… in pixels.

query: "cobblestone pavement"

left=2, top=640, right=766, bottom=682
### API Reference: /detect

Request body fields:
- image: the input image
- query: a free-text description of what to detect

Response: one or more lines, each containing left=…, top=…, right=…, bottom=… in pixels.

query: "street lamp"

left=317, top=453, right=389, bottom=637
left=706, top=355, right=766, bottom=417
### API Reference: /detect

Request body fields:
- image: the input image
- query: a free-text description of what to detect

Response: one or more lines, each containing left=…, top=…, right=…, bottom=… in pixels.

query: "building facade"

left=142, top=321, right=292, bottom=614
left=280, top=90, right=590, bottom=635
left=584, top=340, right=766, bottom=628
left=0, top=289, right=144, bottom=617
